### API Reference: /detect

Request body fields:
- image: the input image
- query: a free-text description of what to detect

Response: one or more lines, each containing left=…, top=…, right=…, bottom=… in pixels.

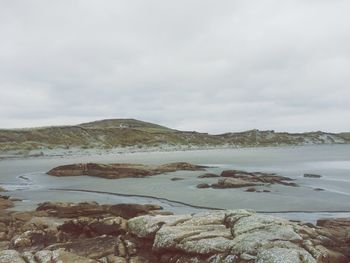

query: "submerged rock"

left=304, top=173, right=322, bottom=178
left=197, top=173, right=220, bottom=178
left=196, top=183, right=211, bottom=189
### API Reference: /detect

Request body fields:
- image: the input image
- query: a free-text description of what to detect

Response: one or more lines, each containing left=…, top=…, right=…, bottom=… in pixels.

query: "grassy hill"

left=0, top=119, right=349, bottom=153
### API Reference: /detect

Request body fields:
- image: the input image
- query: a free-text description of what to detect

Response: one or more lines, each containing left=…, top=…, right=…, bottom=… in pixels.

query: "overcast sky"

left=0, top=1, right=349, bottom=133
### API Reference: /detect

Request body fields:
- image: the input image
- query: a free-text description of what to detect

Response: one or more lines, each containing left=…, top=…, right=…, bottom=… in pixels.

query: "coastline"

left=1, top=142, right=348, bottom=161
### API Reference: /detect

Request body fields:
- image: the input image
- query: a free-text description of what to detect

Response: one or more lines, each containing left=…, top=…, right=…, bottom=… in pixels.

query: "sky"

left=0, top=1, right=349, bottom=134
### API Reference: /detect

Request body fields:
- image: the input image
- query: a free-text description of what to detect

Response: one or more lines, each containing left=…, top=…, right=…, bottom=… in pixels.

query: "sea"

left=1, top=144, right=350, bottom=223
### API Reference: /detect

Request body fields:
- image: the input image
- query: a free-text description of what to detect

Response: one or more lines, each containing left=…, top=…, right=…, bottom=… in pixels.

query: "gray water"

left=1, top=144, right=350, bottom=222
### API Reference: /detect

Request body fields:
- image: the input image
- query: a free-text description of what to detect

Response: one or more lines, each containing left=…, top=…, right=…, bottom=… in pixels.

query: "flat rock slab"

left=47, top=162, right=206, bottom=179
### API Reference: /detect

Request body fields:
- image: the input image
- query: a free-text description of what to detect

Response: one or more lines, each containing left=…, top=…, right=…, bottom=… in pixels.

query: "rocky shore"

left=0, top=193, right=349, bottom=263
left=47, top=163, right=299, bottom=192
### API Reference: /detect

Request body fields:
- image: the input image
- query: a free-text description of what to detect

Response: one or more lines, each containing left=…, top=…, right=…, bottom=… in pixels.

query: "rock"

left=127, top=210, right=350, bottom=262
left=256, top=247, right=316, bottom=263
left=209, top=169, right=299, bottom=189
left=314, top=188, right=325, bottom=191
left=197, top=183, right=211, bottom=189
left=36, top=201, right=107, bottom=218
left=197, top=173, right=220, bottom=178
left=0, top=232, right=7, bottom=241
left=0, top=241, right=10, bottom=250
left=9, top=197, right=22, bottom=202
left=170, top=177, right=185, bottom=181
left=0, top=250, right=26, bottom=263
left=47, top=236, right=118, bottom=259
left=212, top=178, right=260, bottom=189
left=0, top=222, right=6, bottom=232
left=47, top=162, right=206, bottom=179
left=153, top=224, right=235, bottom=254
left=11, top=212, right=33, bottom=222
left=221, top=170, right=256, bottom=178
left=10, top=228, right=58, bottom=249
left=2, top=200, right=350, bottom=263
left=58, top=216, right=127, bottom=237
left=245, top=187, right=257, bottom=192
left=316, top=218, right=350, bottom=246
left=0, top=195, right=13, bottom=210
left=304, top=173, right=322, bottom=178
left=128, top=214, right=192, bottom=239
left=157, top=162, right=207, bottom=172
left=34, top=249, right=97, bottom=263
left=317, top=217, right=350, bottom=234
left=109, top=203, right=163, bottom=219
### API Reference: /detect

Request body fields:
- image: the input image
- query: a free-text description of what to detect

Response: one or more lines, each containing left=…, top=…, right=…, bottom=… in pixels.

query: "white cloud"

left=0, top=0, right=349, bottom=133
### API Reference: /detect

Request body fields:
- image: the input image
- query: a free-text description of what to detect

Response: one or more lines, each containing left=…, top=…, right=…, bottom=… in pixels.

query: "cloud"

left=0, top=0, right=349, bottom=133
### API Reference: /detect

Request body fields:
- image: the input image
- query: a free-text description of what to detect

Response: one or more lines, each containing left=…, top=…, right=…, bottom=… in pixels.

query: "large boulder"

left=128, top=210, right=349, bottom=262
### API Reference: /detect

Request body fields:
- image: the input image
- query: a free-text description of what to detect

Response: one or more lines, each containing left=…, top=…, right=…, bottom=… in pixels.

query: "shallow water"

left=1, top=145, right=350, bottom=222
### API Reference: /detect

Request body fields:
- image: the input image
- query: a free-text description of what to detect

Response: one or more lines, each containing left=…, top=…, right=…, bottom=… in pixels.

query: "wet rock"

left=157, top=162, right=207, bottom=172
left=47, top=162, right=206, bottom=179
left=197, top=183, right=211, bottom=189
left=170, top=177, right=185, bottom=181
left=304, top=173, right=322, bottom=178
left=245, top=187, right=257, bottom=192
left=58, top=216, right=127, bottom=237
left=197, top=173, right=220, bottom=178
left=210, top=169, right=298, bottom=189
left=212, top=178, right=260, bottom=189
left=36, top=201, right=107, bottom=218
left=47, top=236, right=118, bottom=259
left=314, top=188, right=325, bottom=191
left=109, top=203, right=163, bottom=219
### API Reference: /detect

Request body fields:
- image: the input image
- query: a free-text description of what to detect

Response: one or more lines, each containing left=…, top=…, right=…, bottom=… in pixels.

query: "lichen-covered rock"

left=256, top=247, right=316, bottom=263
left=128, top=214, right=192, bottom=238
left=0, top=250, right=26, bottom=263
left=154, top=224, right=234, bottom=254
left=129, top=210, right=349, bottom=262
left=34, top=249, right=97, bottom=263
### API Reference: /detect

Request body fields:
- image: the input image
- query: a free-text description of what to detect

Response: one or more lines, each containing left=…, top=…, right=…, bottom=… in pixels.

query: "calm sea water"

left=1, top=145, right=350, bottom=221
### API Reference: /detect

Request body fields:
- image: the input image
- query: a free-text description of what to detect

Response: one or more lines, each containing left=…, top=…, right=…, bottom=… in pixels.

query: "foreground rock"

left=0, top=201, right=349, bottom=262
left=47, top=162, right=206, bottom=179
left=198, top=169, right=299, bottom=189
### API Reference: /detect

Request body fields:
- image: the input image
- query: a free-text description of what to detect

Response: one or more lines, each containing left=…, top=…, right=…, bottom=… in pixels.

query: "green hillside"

left=0, top=119, right=349, bottom=152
